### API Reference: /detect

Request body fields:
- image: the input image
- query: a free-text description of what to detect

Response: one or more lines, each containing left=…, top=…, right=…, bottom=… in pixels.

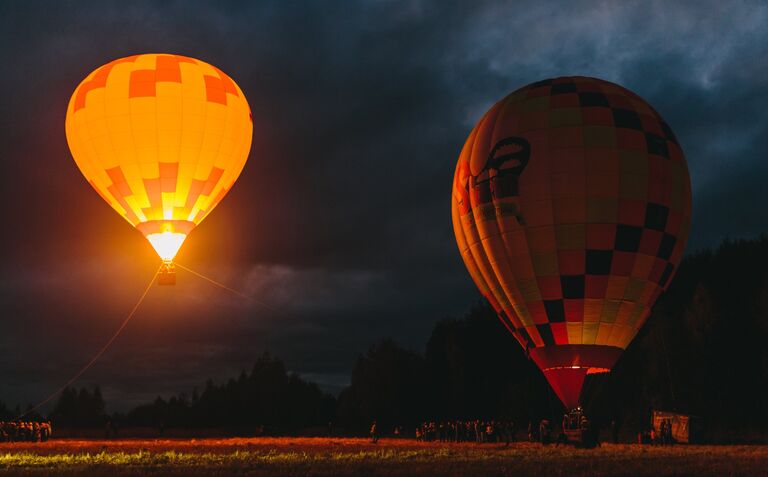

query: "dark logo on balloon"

left=480, top=136, right=530, bottom=182
left=473, top=136, right=530, bottom=225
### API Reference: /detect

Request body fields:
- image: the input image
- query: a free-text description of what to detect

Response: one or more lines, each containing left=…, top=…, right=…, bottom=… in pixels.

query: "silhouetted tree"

left=424, top=303, right=553, bottom=422
left=121, top=352, right=335, bottom=434
left=337, top=339, right=428, bottom=431
left=0, top=401, right=12, bottom=420
left=49, top=386, right=107, bottom=427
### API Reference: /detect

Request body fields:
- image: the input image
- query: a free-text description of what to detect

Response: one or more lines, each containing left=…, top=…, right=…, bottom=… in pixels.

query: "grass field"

left=1, top=437, right=766, bottom=476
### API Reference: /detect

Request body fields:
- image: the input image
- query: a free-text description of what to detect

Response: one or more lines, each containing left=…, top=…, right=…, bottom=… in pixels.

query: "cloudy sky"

left=1, top=0, right=766, bottom=411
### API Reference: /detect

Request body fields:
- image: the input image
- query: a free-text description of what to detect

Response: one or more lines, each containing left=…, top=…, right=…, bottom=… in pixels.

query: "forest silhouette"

left=2, top=235, right=767, bottom=442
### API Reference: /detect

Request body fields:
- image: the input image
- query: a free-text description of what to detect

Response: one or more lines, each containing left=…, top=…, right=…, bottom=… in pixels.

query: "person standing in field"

left=662, top=419, right=673, bottom=445
left=41, top=421, right=51, bottom=442
left=539, top=419, right=550, bottom=445
left=370, top=420, right=378, bottom=443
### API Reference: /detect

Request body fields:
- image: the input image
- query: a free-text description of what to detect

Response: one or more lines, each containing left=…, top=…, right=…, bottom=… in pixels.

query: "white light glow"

left=146, top=232, right=187, bottom=261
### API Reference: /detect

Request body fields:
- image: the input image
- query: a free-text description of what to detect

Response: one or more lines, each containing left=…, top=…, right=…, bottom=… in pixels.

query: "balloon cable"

left=174, top=261, right=284, bottom=317
left=19, top=265, right=160, bottom=419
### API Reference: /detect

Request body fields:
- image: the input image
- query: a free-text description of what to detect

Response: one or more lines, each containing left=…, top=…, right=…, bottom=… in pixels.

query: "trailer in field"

left=652, top=410, right=695, bottom=443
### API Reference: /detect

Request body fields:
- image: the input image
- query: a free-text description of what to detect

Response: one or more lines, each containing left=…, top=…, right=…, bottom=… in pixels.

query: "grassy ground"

left=1, top=437, right=766, bottom=476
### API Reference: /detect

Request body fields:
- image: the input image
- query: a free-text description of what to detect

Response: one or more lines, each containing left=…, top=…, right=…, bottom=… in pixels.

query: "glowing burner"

left=146, top=232, right=187, bottom=261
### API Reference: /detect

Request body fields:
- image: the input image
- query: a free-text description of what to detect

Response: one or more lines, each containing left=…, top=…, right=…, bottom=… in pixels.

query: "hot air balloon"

left=451, top=77, right=692, bottom=409
left=65, top=54, right=253, bottom=284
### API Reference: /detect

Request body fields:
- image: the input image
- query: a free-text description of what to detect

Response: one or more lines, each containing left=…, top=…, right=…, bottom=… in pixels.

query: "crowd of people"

left=413, top=420, right=517, bottom=444
left=0, top=421, right=52, bottom=442
left=405, top=417, right=588, bottom=445
left=371, top=411, right=668, bottom=448
left=369, top=410, right=606, bottom=447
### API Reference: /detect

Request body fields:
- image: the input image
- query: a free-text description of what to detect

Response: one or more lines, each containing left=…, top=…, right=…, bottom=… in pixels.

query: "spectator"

left=539, top=419, right=550, bottom=445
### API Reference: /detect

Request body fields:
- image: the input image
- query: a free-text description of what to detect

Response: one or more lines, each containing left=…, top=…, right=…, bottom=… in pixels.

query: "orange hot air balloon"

left=65, top=53, right=252, bottom=282
left=451, top=77, right=692, bottom=409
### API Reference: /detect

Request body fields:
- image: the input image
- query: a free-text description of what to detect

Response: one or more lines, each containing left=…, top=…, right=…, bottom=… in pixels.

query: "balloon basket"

left=157, top=261, right=176, bottom=286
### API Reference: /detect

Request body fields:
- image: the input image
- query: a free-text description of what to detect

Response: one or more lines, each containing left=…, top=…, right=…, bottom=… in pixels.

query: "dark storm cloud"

left=0, top=0, right=766, bottom=410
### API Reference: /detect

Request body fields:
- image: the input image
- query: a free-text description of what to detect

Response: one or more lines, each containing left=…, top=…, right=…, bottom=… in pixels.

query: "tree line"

left=2, top=235, right=766, bottom=441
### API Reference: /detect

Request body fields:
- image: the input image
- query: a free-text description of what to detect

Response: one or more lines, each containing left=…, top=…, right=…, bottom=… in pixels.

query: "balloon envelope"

left=66, top=53, right=253, bottom=260
left=451, top=77, right=692, bottom=408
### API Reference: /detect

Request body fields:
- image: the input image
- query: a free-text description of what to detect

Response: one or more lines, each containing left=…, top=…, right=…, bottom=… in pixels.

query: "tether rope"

left=174, top=261, right=284, bottom=316
left=19, top=265, right=160, bottom=418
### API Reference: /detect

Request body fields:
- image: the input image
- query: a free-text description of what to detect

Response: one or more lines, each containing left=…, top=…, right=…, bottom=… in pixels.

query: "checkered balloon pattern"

left=452, top=76, right=692, bottom=359
left=65, top=54, right=252, bottom=247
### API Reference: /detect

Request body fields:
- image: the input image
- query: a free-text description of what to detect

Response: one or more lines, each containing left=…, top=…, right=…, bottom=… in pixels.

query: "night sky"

left=1, top=1, right=766, bottom=411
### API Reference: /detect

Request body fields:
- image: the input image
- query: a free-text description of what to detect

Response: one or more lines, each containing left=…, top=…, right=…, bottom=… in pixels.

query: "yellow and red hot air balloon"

left=65, top=53, right=252, bottom=284
left=452, top=77, right=692, bottom=409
